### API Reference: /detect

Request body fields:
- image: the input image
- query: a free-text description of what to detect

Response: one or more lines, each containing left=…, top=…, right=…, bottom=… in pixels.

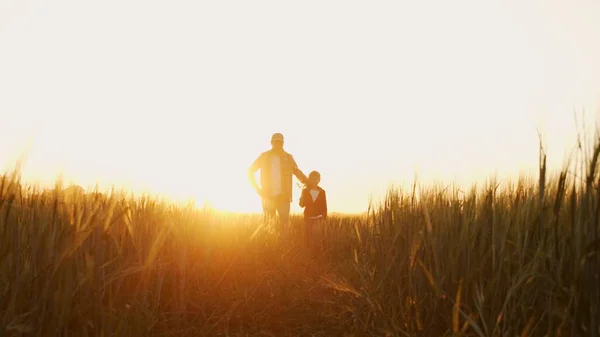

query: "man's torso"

left=260, top=150, right=295, bottom=201
left=270, top=155, right=282, bottom=196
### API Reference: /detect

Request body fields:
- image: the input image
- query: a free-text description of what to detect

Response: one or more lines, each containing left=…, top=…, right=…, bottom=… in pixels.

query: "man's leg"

left=276, top=199, right=291, bottom=231
left=261, top=197, right=277, bottom=223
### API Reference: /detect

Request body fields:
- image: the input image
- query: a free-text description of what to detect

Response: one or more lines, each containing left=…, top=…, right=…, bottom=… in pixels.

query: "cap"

left=271, top=133, right=284, bottom=142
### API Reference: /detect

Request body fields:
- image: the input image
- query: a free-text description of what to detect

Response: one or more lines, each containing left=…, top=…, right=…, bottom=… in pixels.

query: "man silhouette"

left=248, top=133, right=308, bottom=228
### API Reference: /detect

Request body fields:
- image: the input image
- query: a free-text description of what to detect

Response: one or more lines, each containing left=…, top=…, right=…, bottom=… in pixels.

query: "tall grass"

left=0, top=142, right=599, bottom=336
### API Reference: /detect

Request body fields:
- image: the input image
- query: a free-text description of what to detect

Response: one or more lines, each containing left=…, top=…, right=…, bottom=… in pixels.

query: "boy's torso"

left=309, top=188, right=321, bottom=202
left=303, top=187, right=325, bottom=210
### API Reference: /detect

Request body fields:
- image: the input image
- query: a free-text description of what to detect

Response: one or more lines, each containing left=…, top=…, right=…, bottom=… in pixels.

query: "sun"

left=192, top=184, right=264, bottom=214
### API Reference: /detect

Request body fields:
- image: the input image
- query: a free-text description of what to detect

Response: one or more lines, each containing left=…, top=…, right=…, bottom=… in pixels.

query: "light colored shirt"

left=309, top=188, right=320, bottom=202
left=270, top=155, right=281, bottom=196
left=249, top=148, right=307, bottom=202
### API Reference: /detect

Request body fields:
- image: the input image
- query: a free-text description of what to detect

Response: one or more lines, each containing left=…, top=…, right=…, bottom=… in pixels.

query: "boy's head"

left=308, top=171, right=321, bottom=187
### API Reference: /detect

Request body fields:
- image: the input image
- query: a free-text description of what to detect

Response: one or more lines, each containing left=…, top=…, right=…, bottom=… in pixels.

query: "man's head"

left=308, top=171, right=321, bottom=187
left=271, top=133, right=284, bottom=151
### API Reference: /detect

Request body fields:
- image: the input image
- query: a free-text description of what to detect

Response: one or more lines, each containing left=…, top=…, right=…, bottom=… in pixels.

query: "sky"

left=1, top=0, right=600, bottom=213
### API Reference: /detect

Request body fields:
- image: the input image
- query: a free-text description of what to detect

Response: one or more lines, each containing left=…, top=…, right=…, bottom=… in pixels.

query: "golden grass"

left=1, top=142, right=599, bottom=336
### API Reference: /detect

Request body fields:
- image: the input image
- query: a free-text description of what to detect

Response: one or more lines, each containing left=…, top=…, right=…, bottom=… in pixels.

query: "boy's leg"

left=304, top=216, right=313, bottom=246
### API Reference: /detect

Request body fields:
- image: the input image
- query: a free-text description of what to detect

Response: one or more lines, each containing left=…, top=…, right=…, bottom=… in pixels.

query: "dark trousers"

left=303, top=215, right=324, bottom=246
left=304, top=216, right=314, bottom=244
left=262, top=194, right=290, bottom=229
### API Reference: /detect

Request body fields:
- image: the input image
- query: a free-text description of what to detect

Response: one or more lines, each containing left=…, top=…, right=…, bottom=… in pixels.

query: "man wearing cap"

left=248, top=133, right=309, bottom=228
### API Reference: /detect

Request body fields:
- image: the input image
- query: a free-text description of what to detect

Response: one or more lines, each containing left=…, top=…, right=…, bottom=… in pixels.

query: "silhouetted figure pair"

left=248, top=133, right=327, bottom=234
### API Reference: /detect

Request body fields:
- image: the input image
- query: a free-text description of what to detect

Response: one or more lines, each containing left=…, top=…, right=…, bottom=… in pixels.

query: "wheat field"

left=1, top=142, right=599, bottom=337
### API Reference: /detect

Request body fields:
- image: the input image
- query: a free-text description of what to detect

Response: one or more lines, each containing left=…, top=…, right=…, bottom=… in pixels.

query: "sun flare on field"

left=1, top=0, right=600, bottom=213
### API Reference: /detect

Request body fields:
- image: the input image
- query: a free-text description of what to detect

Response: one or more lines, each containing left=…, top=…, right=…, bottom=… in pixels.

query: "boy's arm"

left=299, top=189, right=307, bottom=208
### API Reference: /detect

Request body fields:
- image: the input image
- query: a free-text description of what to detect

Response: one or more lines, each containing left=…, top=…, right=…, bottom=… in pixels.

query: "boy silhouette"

left=299, top=170, right=327, bottom=243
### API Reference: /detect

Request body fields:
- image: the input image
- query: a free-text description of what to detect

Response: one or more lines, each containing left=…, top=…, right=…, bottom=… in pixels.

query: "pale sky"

left=1, top=0, right=600, bottom=213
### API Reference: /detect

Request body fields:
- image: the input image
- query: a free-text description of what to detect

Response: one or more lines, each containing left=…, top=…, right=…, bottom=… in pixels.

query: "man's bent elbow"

left=248, top=166, right=257, bottom=178
left=247, top=168, right=259, bottom=188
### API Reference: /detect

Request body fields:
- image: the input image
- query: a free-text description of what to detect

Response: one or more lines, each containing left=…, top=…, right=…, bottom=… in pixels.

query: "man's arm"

left=290, top=155, right=308, bottom=185
left=247, top=154, right=263, bottom=195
